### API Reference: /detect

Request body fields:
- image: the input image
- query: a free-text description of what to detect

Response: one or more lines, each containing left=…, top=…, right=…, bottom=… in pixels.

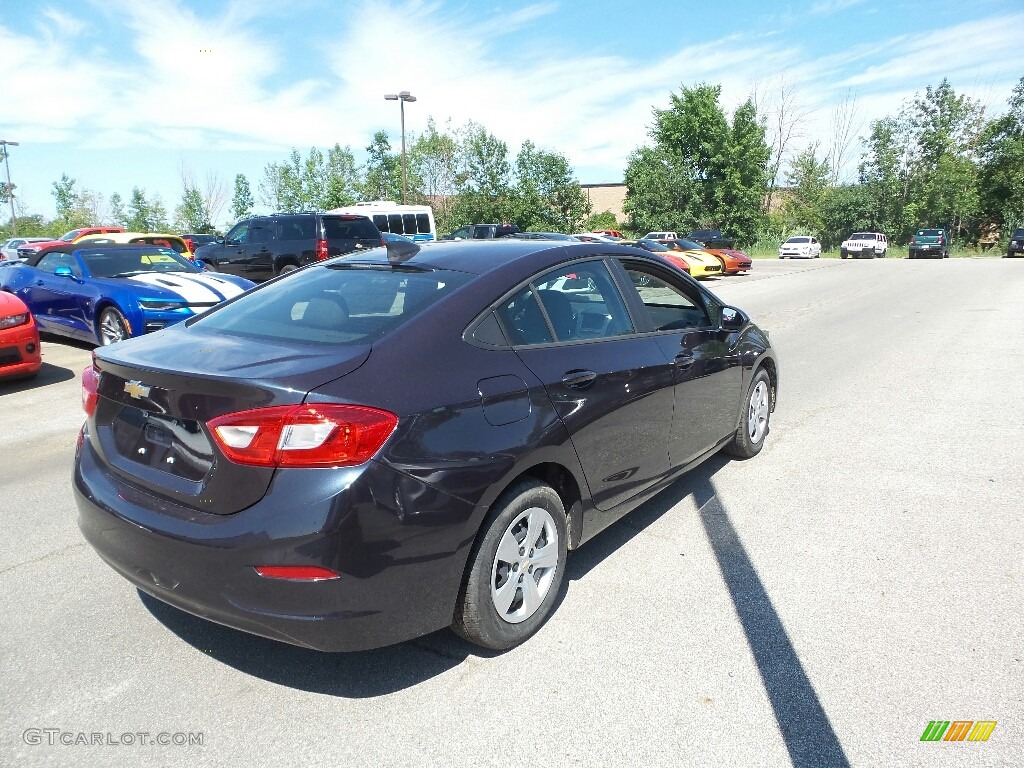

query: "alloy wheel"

left=747, top=380, right=769, bottom=443
left=490, top=506, right=559, bottom=624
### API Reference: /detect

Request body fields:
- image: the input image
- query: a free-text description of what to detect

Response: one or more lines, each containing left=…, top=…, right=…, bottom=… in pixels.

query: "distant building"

left=580, top=183, right=627, bottom=223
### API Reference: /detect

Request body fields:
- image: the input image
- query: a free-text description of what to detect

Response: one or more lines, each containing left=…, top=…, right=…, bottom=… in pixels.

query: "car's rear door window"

left=324, top=217, right=379, bottom=240
left=277, top=216, right=315, bottom=240
left=496, top=260, right=634, bottom=345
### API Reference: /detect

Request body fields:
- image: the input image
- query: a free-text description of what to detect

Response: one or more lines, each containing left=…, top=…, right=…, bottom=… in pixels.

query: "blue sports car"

left=0, top=244, right=255, bottom=346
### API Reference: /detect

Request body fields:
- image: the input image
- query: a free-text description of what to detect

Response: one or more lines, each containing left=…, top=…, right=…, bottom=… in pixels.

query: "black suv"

left=193, top=213, right=383, bottom=280
left=1007, top=228, right=1024, bottom=258
left=687, top=229, right=734, bottom=249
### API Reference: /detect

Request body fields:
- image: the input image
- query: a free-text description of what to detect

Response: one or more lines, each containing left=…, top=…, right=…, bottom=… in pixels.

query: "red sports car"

left=0, top=291, right=42, bottom=380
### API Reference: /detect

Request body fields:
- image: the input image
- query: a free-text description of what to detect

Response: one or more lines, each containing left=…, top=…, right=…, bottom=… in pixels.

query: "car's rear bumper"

left=74, top=432, right=477, bottom=652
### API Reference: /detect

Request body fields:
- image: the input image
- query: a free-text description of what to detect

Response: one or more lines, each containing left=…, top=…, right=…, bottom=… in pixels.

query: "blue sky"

left=1, top=0, right=1021, bottom=227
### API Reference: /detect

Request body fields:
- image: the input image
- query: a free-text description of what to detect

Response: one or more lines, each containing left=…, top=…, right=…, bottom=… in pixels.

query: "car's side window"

left=227, top=222, right=249, bottom=244
left=36, top=252, right=82, bottom=276
left=532, top=261, right=633, bottom=342
left=496, top=286, right=554, bottom=345
left=617, top=261, right=711, bottom=331
left=250, top=220, right=275, bottom=244
left=496, top=261, right=634, bottom=346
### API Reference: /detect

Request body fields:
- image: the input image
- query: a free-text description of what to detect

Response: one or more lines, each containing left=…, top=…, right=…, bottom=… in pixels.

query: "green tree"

left=782, top=143, right=831, bottom=235
left=510, top=140, right=590, bottom=232
left=126, top=187, right=153, bottom=231
left=175, top=187, right=211, bottom=232
left=0, top=147, right=13, bottom=208
left=451, top=122, right=514, bottom=226
left=259, top=163, right=285, bottom=211
left=322, top=144, right=360, bottom=209
left=583, top=211, right=621, bottom=231
left=624, top=84, right=770, bottom=245
left=108, top=192, right=126, bottom=227
left=858, top=116, right=915, bottom=241
left=408, top=118, right=459, bottom=232
left=359, top=131, right=404, bottom=202
left=149, top=196, right=170, bottom=231
left=978, top=77, right=1024, bottom=232
left=51, top=174, right=90, bottom=231
left=231, top=174, right=254, bottom=221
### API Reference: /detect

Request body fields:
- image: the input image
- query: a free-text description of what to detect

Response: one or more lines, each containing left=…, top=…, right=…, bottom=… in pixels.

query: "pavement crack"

left=0, top=540, right=89, bottom=577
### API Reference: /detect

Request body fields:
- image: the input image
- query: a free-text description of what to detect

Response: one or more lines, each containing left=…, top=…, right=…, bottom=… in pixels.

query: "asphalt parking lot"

left=1, top=257, right=1021, bottom=767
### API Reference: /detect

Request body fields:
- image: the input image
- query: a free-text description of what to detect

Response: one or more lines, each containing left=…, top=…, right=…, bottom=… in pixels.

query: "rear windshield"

left=323, top=217, right=379, bottom=240
left=192, top=264, right=473, bottom=346
left=634, top=240, right=671, bottom=252
left=917, top=229, right=942, bottom=236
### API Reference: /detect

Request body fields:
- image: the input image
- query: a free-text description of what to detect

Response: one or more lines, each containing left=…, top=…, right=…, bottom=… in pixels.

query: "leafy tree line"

left=253, top=119, right=594, bottom=236
left=0, top=119, right=597, bottom=241
left=625, top=77, right=1024, bottom=250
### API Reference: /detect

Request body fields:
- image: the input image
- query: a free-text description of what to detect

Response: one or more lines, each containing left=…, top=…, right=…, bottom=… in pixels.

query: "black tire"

left=724, top=368, right=772, bottom=460
left=201, top=261, right=217, bottom=272
left=452, top=478, right=568, bottom=651
left=840, top=252, right=848, bottom=259
left=277, top=262, right=298, bottom=276
left=97, top=307, right=130, bottom=346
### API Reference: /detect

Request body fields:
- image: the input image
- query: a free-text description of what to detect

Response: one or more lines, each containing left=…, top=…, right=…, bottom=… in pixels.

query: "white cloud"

left=0, top=0, right=1022, bottom=209
left=810, top=0, right=867, bottom=15
left=40, top=7, right=87, bottom=36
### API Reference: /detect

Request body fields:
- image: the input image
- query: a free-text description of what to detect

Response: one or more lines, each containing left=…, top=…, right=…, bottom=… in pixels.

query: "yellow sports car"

left=622, top=239, right=723, bottom=279
left=653, top=238, right=729, bottom=278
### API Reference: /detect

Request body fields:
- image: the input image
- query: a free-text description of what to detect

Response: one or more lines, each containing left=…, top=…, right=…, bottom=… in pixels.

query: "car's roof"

left=78, top=232, right=186, bottom=242
left=330, top=239, right=655, bottom=277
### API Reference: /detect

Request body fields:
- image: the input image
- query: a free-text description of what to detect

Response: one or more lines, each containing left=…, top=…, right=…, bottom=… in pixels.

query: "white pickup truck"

left=840, top=232, right=888, bottom=259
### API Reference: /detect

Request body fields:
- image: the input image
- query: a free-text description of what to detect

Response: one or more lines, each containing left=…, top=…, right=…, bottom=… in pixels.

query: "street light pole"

left=0, top=140, right=19, bottom=236
left=383, top=91, right=417, bottom=205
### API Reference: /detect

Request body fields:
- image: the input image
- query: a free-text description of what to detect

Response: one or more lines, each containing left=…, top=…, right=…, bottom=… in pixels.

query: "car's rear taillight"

left=937, top=236, right=944, bottom=244
left=82, top=363, right=100, bottom=416
left=207, top=404, right=398, bottom=468
left=315, top=238, right=329, bottom=260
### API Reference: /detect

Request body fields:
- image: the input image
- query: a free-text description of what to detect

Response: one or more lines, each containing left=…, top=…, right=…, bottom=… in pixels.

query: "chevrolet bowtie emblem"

left=124, top=380, right=151, bottom=399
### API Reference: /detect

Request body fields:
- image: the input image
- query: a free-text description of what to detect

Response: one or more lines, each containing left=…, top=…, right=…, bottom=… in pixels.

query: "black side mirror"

left=721, top=306, right=745, bottom=330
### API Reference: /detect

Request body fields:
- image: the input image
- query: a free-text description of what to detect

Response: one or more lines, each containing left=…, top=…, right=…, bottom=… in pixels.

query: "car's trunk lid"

left=89, top=323, right=370, bottom=515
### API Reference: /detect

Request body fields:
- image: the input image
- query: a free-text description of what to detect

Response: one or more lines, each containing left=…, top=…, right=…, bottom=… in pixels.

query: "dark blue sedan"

left=0, top=244, right=254, bottom=346
left=74, top=239, right=778, bottom=651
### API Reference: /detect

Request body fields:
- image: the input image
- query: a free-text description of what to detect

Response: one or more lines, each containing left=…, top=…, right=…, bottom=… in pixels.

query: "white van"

left=328, top=201, right=437, bottom=242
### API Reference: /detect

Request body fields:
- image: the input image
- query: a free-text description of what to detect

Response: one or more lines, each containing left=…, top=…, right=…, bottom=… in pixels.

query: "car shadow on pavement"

left=566, top=455, right=850, bottom=768
left=140, top=452, right=853, bottom=761
left=0, top=361, right=75, bottom=393
left=138, top=588, right=495, bottom=698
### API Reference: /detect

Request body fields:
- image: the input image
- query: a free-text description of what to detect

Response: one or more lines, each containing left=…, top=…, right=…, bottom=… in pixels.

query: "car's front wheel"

left=98, top=307, right=130, bottom=346
left=453, top=479, right=568, bottom=650
left=724, top=369, right=772, bottom=459
left=201, top=261, right=217, bottom=272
